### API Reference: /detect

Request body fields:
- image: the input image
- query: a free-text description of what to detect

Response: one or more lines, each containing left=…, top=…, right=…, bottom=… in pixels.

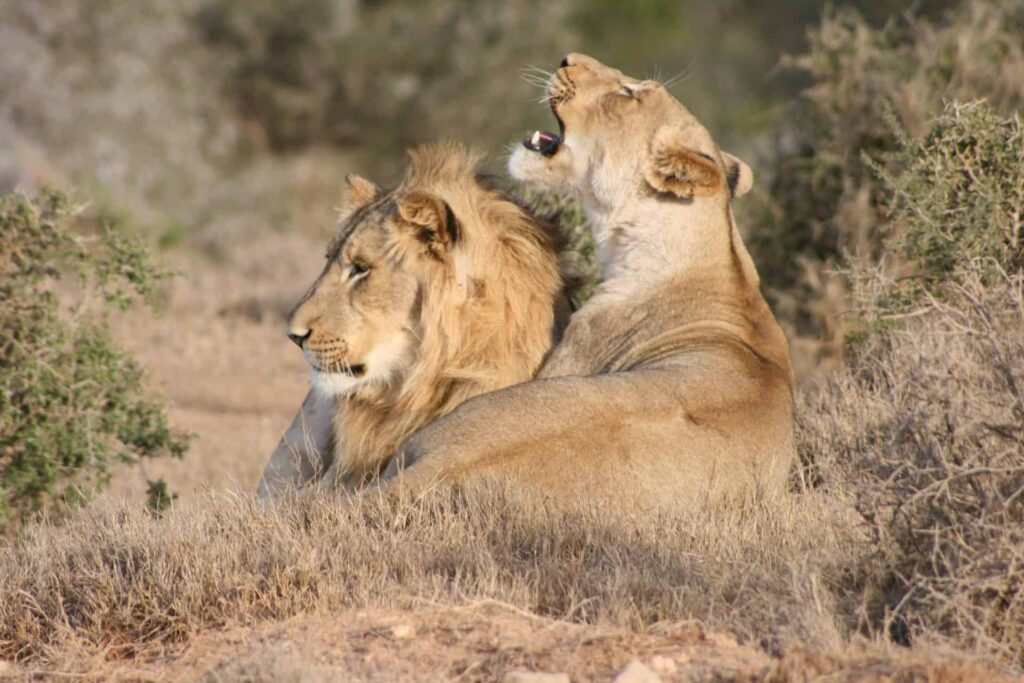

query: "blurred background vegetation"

left=0, top=0, right=962, bottom=239
left=2, top=0, right=1022, bottom=525
left=4, top=0, right=997, bottom=342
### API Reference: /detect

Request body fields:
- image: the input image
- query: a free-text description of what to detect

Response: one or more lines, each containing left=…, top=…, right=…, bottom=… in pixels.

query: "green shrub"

left=797, top=98, right=1024, bottom=669
left=875, top=102, right=1023, bottom=279
left=516, top=188, right=601, bottom=308
left=0, top=190, right=188, bottom=530
left=844, top=101, right=1024, bottom=331
left=749, top=0, right=1024, bottom=349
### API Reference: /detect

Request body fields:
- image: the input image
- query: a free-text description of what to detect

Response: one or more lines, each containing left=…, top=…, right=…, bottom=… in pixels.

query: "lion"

left=257, top=142, right=565, bottom=498
left=377, top=54, right=796, bottom=511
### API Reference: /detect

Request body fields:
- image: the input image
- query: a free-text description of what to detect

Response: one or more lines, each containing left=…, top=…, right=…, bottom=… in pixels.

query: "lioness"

left=257, top=143, right=564, bottom=498
left=379, top=54, right=795, bottom=510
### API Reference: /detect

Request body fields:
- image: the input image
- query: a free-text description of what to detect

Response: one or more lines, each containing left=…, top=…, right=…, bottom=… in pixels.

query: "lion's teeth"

left=531, top=131, right=542, bottom=146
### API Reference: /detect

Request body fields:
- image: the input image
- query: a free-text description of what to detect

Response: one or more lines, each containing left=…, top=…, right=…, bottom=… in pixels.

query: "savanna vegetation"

left=0, top=191, right=186, bottom=529
left=0, top=0, right=1021, bottom=679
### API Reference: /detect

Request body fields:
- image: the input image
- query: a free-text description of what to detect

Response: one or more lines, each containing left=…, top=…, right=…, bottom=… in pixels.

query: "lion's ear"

left=643, top=126, right=725, bottom=199
left=722, top=151, right=753, bottom=198
left=338, top=174, right=382, bottom=222
left=394, top=191, right=459, bottom=256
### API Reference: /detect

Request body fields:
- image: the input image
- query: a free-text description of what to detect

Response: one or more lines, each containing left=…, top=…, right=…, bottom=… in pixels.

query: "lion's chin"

left=310, top=335, right=411, bottom=398
left=311, top=369, right=365, bottom=397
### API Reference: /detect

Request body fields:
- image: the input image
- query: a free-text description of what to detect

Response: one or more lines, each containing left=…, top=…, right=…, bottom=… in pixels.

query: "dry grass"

left=799, top=266, right=1024, bottom=669
left=0, top=483, right=855, bottom=664
left=1, top=252, right=1021, bottom=681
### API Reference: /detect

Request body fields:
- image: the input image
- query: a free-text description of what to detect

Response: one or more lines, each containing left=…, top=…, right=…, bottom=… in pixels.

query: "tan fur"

left=257, top=143, right=563, bottom=497
left=377, top=55, right=796, bottom=512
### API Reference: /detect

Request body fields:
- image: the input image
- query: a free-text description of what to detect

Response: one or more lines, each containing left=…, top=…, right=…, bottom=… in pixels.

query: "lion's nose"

left=560, top=55, right=571, bottom=68
left=287, top=328, right=311, bottom=348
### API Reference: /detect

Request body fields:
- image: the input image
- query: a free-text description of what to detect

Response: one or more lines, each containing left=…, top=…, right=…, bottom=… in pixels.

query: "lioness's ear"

left=643, top=126, right=725, bottom=198
left=395, top=191, right=459, bottom=256
left=722, top=152, right=753, bottom=198
left=338, top=174, right=382, bottom=222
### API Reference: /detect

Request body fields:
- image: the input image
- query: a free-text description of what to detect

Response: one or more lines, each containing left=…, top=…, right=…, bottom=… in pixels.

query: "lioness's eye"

left=621, top=84, right=638, bottom=98
left=348, top=261, right=370, bottom=279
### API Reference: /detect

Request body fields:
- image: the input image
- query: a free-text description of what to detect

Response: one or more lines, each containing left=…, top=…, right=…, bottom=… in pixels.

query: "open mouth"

left=522, top=99, right=566, bottom=157
left=343, top=364, right=366, bottom=377
left=317, top=362, right=366, bottom=377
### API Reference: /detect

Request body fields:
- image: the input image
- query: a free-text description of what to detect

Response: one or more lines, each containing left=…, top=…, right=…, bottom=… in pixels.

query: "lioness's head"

left=510, top=53, right=752, bottom=208
left=288, top=143, right=562, bottom=402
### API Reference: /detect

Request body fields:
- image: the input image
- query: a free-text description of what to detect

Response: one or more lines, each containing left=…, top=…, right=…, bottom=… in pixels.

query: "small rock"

left=613, top=659, right=662, bottom=683
left=390, top=623, right=416, bottom=640
left=503, top=672, right=571, bottom=683
left=649, top=655, right=678, bottom=675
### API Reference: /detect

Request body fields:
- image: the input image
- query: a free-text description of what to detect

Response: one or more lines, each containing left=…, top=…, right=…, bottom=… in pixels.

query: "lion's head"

left=288, top=142, right=564, bottom=486
left=287, top=175, right=436, bottom=398
left=510, top=53, right=752, bottom=209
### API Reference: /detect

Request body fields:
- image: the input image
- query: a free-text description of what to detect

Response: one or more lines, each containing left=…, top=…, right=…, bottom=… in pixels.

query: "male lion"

left=379, top=54, right=795, bottom=511
left=257, top=143, right=564, bottom=498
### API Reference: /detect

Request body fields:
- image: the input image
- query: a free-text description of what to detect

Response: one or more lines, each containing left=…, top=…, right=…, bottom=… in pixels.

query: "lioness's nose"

left=287, top=328, right=311, bottom=348
left=561, top=53, right=599, bottom=70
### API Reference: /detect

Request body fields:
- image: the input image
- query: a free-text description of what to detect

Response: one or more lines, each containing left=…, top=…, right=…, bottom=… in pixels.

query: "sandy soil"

left=5, top=604, right=1014, bottom=682
left=103, top=604, right=769, bottom=682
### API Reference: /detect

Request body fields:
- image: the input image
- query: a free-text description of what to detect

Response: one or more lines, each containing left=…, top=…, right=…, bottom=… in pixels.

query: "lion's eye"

left=348, top=261, right=370, bottom=279
left=621, top=84, right=638, bottom=98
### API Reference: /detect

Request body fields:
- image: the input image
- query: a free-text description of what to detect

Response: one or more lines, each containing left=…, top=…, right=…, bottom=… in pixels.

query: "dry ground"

left=4, top=604, right=770, bottom=682
left=2, top=603, right=1013, bottom=682
left=9, top=603, right=1011, bottom=682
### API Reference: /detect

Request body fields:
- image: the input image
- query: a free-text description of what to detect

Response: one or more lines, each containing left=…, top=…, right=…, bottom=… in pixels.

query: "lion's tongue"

left=523, top=129, right=561, bottom=156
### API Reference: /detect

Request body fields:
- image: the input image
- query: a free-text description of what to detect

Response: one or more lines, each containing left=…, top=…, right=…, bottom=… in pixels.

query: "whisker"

left=523, top=79, right=552, bottom=91
left=522, top=65, right=555, bottom=79
left=522, top=76, right=554, bottom=90
left=521, top=70, right=551, bottom=81
left=521, top=65, right=556, bottom=93
left=521, top=71, right=553, bottom=83
left=661, top=62, right=697, bottom=90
